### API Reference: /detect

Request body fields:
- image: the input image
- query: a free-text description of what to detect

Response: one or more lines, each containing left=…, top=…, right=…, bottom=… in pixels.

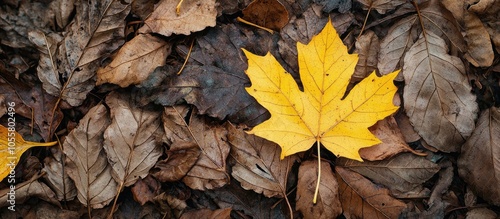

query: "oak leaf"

left=0, top=125, right=56, bottom=181
left=244, top=19, right=399, bottom=161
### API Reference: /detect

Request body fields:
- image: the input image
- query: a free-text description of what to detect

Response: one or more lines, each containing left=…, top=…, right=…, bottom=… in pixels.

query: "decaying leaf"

left=139, top=23, right=271, bottom=127
left=338, top=153, right=440, bottom=194
left=163, top=106, right=230, bottom=190
left=0, top=125, right=57, bottom=181
left=151, top=141, right=200, bottom=182
left=180, top=208, right=232, bottom=219
left=353, top=30, right=380, bottom=82
left=63, top=104, right=118, bottom=209
left=30, top=0, right=131, bottom=106
left=97, top=34, right=171, bottom=87
left=359, top=116, right=424, bottom=161
left=139, top=0, right=217, bottom=37
left=244, top=19, right=399, bottom=160
left=336, top=166, right=407, bottom=218
left=403, top=32, right=477, bottom=152
left=227, top=123, right=298, bottom=198
left=242, top=0, right=289, bottom=31
left=0, top=176, right=60, bottom=208
left=131, top=176, right=161, bottom=205
left=458, top=107, right=500, bottom=205
left=43, top=154, right=77, bottom=201
left=296, top=160, right=342, bottom=219
left=104, top=92, right=163, bottom=187
left=355, top=0, right=406, bottom=14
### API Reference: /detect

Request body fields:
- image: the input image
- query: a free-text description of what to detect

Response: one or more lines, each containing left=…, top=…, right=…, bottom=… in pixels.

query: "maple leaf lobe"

left=244, top=19, right=399, bottom=161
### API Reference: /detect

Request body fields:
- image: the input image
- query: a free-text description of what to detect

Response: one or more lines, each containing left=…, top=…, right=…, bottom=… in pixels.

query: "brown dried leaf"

left=360, top=116, right=424, bottom=161
left=180, top=208, right=232, bottom=219
left=403, top=32, right=477, bottom=152
left=63, top=104, right=118, bottom=208
left=97, top=34, right=171, bottom=87
left=458, top=107, right=500, bottom=206
left=0, top=177, right=60, bottom=208
left=463, top=12, right=494, bottom=67
left=104, top=92, right=163, bottom=187
left=338, top=153, right=440, bottom=194
left=355, top=0, right=406, bottom=14
left=395, top=111, right=421, bottom=142
left=131, top=176, right=161, bottom=205
left=163, top=106, right=230, bottom=190
left=335, top=166, right=407, bottom=218
left=151, top=141, right=200, bottom=182
left=296, top=160, right=341, bottom=219
left=227, top=123, right=298, bottom=198
left=139, top=0, right=217, bottom=37
left=242, top=0, right=289, bottom=31
left=353, top=30, right=379, bottom=82
left=466, top=208, right=498, bottom=219
left=43, top=155, right=77, bottom=201
left=35, top=0, right=130, bottom=106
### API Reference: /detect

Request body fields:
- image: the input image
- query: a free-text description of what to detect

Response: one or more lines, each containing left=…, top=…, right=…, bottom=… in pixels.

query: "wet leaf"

left=63, top=104, right=118, bottom=208
left=163, top=106, right=230, bottom=190
left=244, top=19, right=399, bottom=160
left=403, top=32, right=477, bottom=152
left=104, top=92, right=163, bottom=187
left=242, top=0, right=289, bottom=31
left=139, top=0, right=217, bottom=37
left=97, top=34, right=171, bottom=87
left=337, top=153, right=440, bottom=194
left=296, top=160, right=342, bottom=219
left=227, top=123, right=298, bottom=198
left=151, top=141, right=200, bottom=182
left=458, top=107, right=500, bottom=205
left=336, top=166, right=407, bottom=218
left=0, top=125, right=56, bottom=181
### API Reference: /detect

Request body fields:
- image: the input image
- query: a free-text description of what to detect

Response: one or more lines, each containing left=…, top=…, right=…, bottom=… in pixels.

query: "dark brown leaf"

left=296, top=160, right=341, bottom=219
left=338, top=153, right=440, bottom=194
left=242, top=0, right=289, bottom=31
left=180, top=208, right=232, bottom=219
left=336, top=166, right=407, bottom=218
left=131, top=176, right=161, bottom=206
left=227, top=123, right=298, bottom=198
left=163, top=106, right=230, bottom=190
left=458, top=107, right=500, bottom=205
left=151, top=141, right=200, bottom=182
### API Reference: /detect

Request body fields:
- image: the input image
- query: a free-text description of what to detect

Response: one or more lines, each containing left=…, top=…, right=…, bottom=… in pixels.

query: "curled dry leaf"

left=337, top=153, right=440, bottom=194
left=139, top=0, right=217, bottom=37
left=458, top=107, right=500, bottom=205
left=104, top=92, right=163, bottom=187
left=0, top=176, right=60, bottom=208
left=226, top=123, right=298, bottom=198
left=43, top=155, right=77, bottom=201
left=63, top=104, right=118, bottom=208
left=242, top=0, right=289, bottom=31
left=97, top=34, right=171, bottom=87
left=335, top=166, right=407, bottom=218
left=403, top=32, right=477, bottom=152
left=296, top=160, right=342, bottom=219
left=355, top=0, right=406, bottom=14
left=151, top=141, right=200, bottom=182
left=463, top=12, right=494, bottom=67
left=31, top=0, right=131, bottom=106
left=359, top=116, right=424, bottom=161
left=180, top=208, right=232, bottom=219
left=353, top=30, right=379, bottom=82
left=163, top=106, right=230, bottom=190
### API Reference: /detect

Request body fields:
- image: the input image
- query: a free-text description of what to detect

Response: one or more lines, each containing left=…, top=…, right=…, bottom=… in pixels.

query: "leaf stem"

left=313, top=141, right=321, bottom=203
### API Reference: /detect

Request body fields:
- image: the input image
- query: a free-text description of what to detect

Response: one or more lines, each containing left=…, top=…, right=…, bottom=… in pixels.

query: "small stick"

left=236, top=17, right=274, bottom=34
left=177, top=39, right=195, bottom=75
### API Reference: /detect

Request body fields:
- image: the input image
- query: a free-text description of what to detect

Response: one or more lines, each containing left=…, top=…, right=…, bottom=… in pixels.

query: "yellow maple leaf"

left=0, top=125, right=56, bottom=181
left=243, top=19, right=399, bottom=162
